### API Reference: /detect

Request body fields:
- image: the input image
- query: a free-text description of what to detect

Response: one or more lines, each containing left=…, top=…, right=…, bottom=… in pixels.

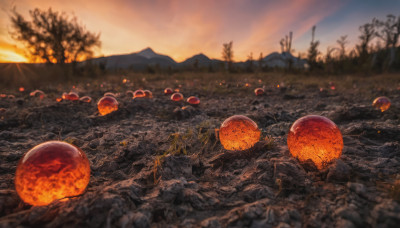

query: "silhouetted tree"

left=10, top=8, right=101, bottom=64
left=258, top=52, right=264, bottom=71
left=357, top=23, right=375, bottom=58
left=337, top=35, right=349, bottom=60
left=246, top=52, right=254, bottom=72
left=222, top=41, right=234, bottom=71
left=279, top=31, right=293, bottom=53
left=307, top=26, right=320, bottom=70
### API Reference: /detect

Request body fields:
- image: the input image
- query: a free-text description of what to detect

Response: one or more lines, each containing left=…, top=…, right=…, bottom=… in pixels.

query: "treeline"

left=305, top=14, right=400, bottom=74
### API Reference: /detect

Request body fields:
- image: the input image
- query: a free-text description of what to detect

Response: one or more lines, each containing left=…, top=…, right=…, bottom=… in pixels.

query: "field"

left=0, top=72, right=400, bottom=227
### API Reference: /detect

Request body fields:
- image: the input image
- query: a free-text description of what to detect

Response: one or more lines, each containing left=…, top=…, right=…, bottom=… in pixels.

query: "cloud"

left=0, top=0, right=344, bottom=62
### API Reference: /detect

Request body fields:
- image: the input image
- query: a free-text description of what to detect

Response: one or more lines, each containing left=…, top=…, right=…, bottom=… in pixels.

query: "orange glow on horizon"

left=0, top=49, right=28, bottom=63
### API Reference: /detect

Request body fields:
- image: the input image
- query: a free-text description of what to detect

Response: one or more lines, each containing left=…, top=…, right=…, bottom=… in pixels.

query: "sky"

left=0, top=0, right=399, bottom=63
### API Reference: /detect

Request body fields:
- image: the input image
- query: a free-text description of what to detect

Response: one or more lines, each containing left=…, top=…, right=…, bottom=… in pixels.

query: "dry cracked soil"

left=0, top=74, right=400, bottom=228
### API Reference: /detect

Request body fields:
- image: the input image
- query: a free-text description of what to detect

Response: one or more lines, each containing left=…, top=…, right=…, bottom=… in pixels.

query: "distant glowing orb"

left=219, top=115, right=261, bottom=151
left=30, top=90, right=45, bottom=100
left=187, top=96, right=200, bottom=105
left=254, top=88, right=264, bottom=96
left=144, top=90, right=153, bottom=98
left=287, top=115, right=343, bottom=169
left=15, top=141, right=90, bottom=206
left=97, top=96, right=119, bottom=116
left=164, top=88, right=173, bottom=95
left=372, top=96, right=391, bottom=112
left=79, top=96, right=92, bottom=103
left=134, top=90, right=145, bottom=98
left=171, top=93, right=184, bottom=101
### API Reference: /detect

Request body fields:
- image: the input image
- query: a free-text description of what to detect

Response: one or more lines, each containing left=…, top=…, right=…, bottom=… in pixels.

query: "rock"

left=327, top=160, right=351, bottom=182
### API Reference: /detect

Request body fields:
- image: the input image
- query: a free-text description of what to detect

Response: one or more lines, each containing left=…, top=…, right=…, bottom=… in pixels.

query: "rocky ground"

left=0, top=73, right=399, bottom=227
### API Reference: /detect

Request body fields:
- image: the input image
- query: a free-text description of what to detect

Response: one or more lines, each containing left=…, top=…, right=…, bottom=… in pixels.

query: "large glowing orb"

left=372, top=96, right=391, bottom=112
left=287, top=115, right=343, bottom=169
left=15, top=141, right=90, bottom=206
left=97, top=96, right=119, bottom=116
left=219, top=115, right=261, bottom=151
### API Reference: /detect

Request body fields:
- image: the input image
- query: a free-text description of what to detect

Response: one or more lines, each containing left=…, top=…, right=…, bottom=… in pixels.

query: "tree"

left=10, top=8, right=101, bottom=64
left=222, top=41, right=234, bottom=71
left=279, top=31, right=293, bottom=53
left=373, top=15, right=400, bottom=49
left=307, top=26, right=320, bottom=70
left=246, top=52, right=254, bottom=72
left=357, top=23, right=375, bottom=58
left=336, top=35, right=349, bottom=60
left=258, top=52, right=264, bottom=71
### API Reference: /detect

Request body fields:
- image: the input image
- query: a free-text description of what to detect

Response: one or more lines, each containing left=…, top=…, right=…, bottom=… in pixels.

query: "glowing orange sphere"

left=287, top=115, right=343, bottom=169
left=187, top=96, right=200, bottom=105
left=79, top=96, right=92, bottom=103
left=19, top=87, right=25, bottom=92
left=97, top=96, right=119, bottom=116
left=144, top=90, right=153, bottom=98
left=67, top=92, right=79, bottom=101
left=62, top=92, right=68, bottom=100
left=219, top=115, right=261, bottom=151
left=254, top=88, right=264, bottom=96
left=104, top=92, right=117, bottom=97
left=0, top=94, right=6, bottom=98
left=372, top=96, right=391, bottom=112
left=30, top=90, right=45, bottom=99
left=134, top=90, right=146, bottom=98
left=164, top=88, right=173, bottom=95
left=15, top=141, right=90, bottom=206
left=126, top=90, right=134, bottom=97
left=171, top=93, right=184, bottom=101
left=56, top=97, right=63, bottom=102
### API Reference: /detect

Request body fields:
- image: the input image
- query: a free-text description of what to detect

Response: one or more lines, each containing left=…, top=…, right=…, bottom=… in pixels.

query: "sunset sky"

left=0, top=0, right=398, bottom=63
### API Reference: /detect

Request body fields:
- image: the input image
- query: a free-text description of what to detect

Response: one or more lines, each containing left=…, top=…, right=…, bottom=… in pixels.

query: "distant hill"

left=85, top=48, right=307, bottom=70
left=89, top=47, right=177, bottom=69
left=262, top=52, right=307, bottom=68
left=179, top=53, right=223, bottom=68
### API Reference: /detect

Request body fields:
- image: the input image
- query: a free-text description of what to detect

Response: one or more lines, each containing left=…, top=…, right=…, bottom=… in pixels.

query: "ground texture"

left=0, top=74, right=400, bottom=227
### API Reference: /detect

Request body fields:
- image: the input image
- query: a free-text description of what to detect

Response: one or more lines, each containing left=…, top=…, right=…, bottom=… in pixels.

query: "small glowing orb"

left=245, top=83, right=250, bottom=87
left=372, top=96, right=391, bottom=112
left=134, top=90, right=145, bottom=98
left=171, top=93, right=184, bottom=101
left=67, top=92, right=79, bottom=101
left=30, top=90, right=45, bottom=99
left=287, top=115, right=343, bottom=169
left=97, top=96, right=119, bottom=116
left=19, top=87, right=25, bottom=92
left=0, top=108, right=6, bottom=113
left=0, top=94, right=7, bottom=98
left=104, top=92, right=117, bottom=98
left=79, top=96, right=92, bottom=103
left=164, top=88, right=173, bottom=95
left=144, top=90, right=153, bottom=98
left=219, top=115, right=261, bottom=151
left=8, top=95, right=15, bottom=99
left=254, top=88, right=264, bottom=96
left=122, top=78, right=127, bottom=84
left=126, top=90, right=134, bottom=97
left=187, top=96, right=200, bottom=105
left=15, top=141, right=90, bottom=206
left=62, top=92, right=68, bottom=100
left=56, top=97, right=62, bottom=102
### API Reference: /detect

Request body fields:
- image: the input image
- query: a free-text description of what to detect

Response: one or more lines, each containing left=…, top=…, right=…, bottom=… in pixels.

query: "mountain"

left=89, top=47, right=177, bottom=69
left=262, top=52, right=307, bottom=68
left=86, top=48, right=307, bottom=70
left=179, top=53, right=222, bottom=67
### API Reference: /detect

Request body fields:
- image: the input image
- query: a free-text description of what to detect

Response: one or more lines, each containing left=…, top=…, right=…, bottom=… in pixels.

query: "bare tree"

left=357, top=23, right=375, bottom=57
left=279, top=31, right=293, bottom=53
left=373, top=14, right=400, bottom=49
left=336, top=35, right=349, bottom=60
left=222, top=41, right=234, bottom=71
left=10, top=8, right=101, bottom=64
left=307, top=26, right=320, bottom=69
left=258, top=52, right=264, bottom=70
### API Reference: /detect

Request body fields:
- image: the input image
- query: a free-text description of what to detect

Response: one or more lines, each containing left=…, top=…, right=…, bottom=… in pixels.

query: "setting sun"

left=0, top=49, right=27, bottom=63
